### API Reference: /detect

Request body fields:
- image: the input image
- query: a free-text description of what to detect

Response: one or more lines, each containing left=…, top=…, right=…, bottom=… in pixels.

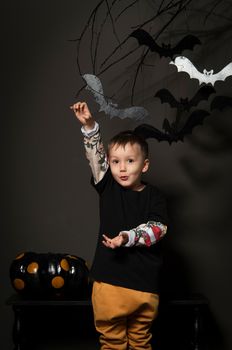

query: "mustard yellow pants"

left=91, top=281, right=159, bottom=350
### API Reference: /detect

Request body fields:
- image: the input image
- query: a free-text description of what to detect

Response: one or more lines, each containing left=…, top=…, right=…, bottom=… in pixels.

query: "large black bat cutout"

left=210, top=95, right=232, bottom=111
left=155, top=85, right=216, bottom=111
left=134, top=110, right=210, bottom=144
left=129, top=29, right=201, bottom=59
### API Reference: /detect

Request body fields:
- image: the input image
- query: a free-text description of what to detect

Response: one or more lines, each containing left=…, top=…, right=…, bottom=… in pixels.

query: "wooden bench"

left=6, top=292, right=209, bottom=350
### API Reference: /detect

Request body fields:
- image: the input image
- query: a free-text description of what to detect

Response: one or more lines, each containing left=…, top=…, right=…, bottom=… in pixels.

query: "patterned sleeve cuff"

left=119, top=230, right=136, bottom=247
left=81, top=122, right=99, bottom=138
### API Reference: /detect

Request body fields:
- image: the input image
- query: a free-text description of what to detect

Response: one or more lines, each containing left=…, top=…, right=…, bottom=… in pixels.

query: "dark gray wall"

left=2, top=1, right=232, bottom=349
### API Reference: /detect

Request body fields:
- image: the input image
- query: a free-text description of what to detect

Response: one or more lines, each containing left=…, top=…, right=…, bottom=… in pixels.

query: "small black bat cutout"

left=134, top=110, right=210, bottom=144
left=155, top=85, right=216, bottom=111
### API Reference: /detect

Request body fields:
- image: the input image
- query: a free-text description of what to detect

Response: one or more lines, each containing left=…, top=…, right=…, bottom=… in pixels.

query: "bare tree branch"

left=105, top=0, right=121, bottom=46
left=100, top=0, right=189, bottom=69
left=115, top=0, right=140, bottom=22
left=130, top=0, right=194, bottom=103
left=204, top=0, right=227, bottom=24
left=93, top=0, right=119, bottom=73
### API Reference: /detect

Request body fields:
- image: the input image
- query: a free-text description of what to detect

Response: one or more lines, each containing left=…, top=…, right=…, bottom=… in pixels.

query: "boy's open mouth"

left=120, top=176, right=129, bottom=181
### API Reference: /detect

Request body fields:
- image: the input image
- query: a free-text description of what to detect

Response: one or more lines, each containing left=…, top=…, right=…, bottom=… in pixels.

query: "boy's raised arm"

left=70, top=101, right=109, bottom=184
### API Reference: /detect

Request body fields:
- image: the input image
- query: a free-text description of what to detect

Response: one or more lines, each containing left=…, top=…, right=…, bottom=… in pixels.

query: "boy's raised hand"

left=70, top=101, right=95, bottom=131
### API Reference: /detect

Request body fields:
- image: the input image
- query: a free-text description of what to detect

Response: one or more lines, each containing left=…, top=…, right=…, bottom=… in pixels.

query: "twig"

left=93, top=0, right=119, bottom=73
left=105, top=0, right=121, bottom=46
left=115, top=0, right=139, bottom=22
left=204, top=0, right=224, bottom=24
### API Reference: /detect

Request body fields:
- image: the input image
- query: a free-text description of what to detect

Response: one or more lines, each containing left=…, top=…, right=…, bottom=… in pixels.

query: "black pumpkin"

left=10, top=252, right=90, bottom=298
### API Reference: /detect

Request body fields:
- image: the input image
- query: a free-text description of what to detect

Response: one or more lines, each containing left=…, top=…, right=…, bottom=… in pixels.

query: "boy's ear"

left=142, top=159, right=150, bottom=173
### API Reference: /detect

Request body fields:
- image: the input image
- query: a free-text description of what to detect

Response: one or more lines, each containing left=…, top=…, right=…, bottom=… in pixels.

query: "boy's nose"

left=120, top=163, right=126, bottom=172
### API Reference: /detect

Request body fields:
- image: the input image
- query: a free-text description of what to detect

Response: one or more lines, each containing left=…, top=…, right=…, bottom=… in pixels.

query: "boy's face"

left=108, top=142, right=149, bottom=191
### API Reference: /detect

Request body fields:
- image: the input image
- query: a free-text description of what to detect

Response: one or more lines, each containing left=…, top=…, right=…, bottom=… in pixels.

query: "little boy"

left=71, top=101, right=168, bottom=350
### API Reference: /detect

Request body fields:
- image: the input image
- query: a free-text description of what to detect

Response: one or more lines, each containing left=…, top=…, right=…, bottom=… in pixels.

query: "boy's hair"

left=108, top=130, right=149, bottom=159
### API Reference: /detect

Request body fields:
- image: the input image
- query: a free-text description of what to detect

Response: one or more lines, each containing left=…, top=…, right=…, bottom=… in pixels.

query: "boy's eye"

left=112, top=159, right=119, bottom=164
left=128, top=159, right=134, bottom=163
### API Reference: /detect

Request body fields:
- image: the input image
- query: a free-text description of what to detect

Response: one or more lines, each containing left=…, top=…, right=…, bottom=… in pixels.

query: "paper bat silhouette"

left=210, top=95, right=232, bottom=111
left=154, top=85, right=215, bottom=111
left=129, top=29, right=201, bottom=59
left=134, top=110, right=210, bottom=144
left=170, top=56, right=232, bottom=86
left=82, top=74, right=149, bottom=121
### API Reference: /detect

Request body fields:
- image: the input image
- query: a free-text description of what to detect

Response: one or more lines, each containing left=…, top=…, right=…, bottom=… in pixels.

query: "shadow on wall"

left=180, top=109, right=232, bottom=189
left=158, top=190, right=226, bottom=350
left=158, top=109, right=232, bottom=348
left=159, top=190, right=196, bottom=295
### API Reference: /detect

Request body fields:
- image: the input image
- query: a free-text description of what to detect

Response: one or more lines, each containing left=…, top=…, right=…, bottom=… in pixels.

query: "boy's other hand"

left=102, top=233, right=128, bottom=249
left=70, top=101, right=95, bottom=131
